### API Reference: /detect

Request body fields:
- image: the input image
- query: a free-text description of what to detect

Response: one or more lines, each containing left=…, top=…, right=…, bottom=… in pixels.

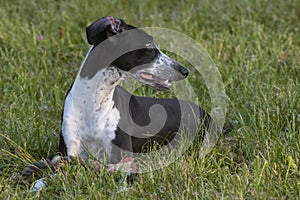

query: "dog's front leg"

left=61, top=118, right=81, bottom=158
left=60, top=92, right=82, bottom=158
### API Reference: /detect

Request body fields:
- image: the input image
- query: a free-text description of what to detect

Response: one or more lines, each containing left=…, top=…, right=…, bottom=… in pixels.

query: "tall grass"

left=0, top=0, right=299, bottom=199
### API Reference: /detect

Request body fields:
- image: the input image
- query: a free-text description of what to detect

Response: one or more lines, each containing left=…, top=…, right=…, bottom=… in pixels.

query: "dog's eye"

left=145, top=41, right=152, bottom=48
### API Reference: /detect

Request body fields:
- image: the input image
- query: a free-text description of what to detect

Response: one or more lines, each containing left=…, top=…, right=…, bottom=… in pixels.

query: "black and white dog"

left=58, top=16, right=212, bottom=166
left=19, top=17, right=224, bottom=191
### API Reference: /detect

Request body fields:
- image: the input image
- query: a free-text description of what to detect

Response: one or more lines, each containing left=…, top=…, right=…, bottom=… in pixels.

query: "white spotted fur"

left=62, top=47, right=124, bottom=161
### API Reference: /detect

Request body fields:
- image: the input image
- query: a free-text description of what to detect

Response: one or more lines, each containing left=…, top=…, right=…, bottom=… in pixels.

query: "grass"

left=0, top=0, right=299, bottom=199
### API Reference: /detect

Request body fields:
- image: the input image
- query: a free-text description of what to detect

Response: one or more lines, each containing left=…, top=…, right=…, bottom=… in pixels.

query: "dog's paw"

left=31, top=178, right=47, bottom=192
left=108, top=157, right=137, bottom=174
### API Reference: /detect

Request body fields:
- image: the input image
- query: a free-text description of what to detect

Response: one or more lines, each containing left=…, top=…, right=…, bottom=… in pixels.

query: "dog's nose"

left=179, top=67, right=189, bottom=77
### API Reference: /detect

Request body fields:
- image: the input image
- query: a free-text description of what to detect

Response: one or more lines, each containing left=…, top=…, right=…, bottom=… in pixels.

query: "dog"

left=58, top=16, right=213, bottom=166
left=18, top=17, right=217, bottom=187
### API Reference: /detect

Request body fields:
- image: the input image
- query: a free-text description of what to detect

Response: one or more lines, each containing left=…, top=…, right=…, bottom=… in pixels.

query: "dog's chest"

left=76, top=94, right=120, bottom=158
left=65, top=69, right=122, bottom=158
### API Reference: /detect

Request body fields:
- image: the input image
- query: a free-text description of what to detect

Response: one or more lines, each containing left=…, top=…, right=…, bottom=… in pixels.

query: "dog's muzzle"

left=136, top=59, right=189, bottom=91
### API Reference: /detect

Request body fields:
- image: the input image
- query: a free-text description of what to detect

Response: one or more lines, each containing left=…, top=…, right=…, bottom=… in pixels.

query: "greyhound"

left=20, top=16, right=218, bottom=191
left=58, top=16, right=211, bottom=164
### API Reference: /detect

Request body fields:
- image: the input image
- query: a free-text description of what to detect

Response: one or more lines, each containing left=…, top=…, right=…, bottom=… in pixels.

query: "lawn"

left=0, top=0, right=299, bottom=199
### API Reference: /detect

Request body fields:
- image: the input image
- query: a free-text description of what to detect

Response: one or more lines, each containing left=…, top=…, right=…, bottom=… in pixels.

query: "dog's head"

left=86, top=16, right=188, bottom=91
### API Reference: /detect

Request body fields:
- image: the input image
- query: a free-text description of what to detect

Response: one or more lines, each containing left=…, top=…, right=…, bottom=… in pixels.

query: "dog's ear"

left=86, top=16, right=135, bottom=46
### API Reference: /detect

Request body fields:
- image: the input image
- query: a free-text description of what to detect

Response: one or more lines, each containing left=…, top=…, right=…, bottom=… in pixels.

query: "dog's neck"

left=73, top=65, right=124, bottom=116
left=93, top=66, right=124, bottom=111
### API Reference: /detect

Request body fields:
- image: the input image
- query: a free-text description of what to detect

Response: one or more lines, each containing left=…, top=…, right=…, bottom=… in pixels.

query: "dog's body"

left=59, top=16, right=211, bottom=164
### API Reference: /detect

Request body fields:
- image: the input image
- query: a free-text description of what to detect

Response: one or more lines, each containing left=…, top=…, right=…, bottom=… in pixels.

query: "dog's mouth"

left=140, top=72, right=172, bottom=90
